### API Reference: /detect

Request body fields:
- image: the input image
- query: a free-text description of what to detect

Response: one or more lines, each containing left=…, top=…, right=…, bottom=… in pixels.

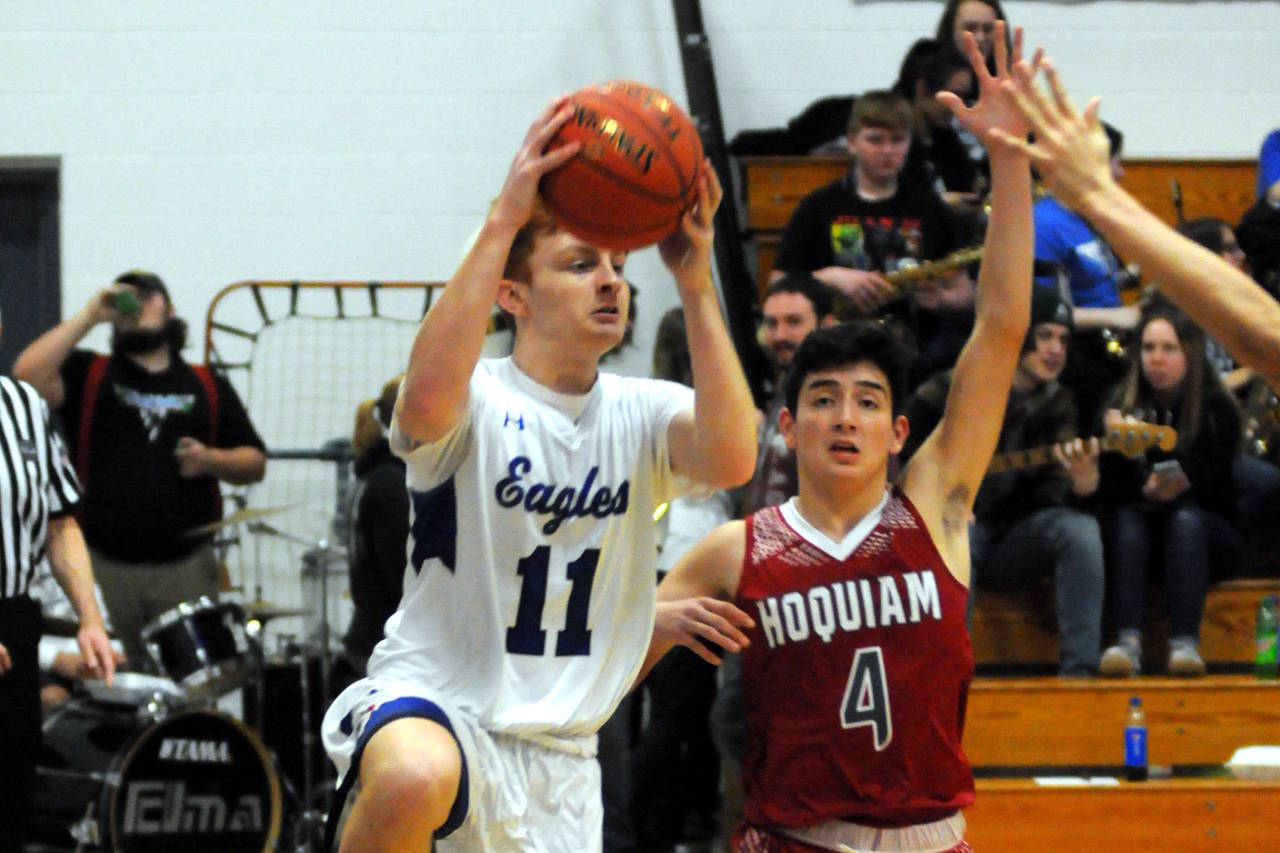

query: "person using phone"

left=1097, top=307, right=1242, bottom=677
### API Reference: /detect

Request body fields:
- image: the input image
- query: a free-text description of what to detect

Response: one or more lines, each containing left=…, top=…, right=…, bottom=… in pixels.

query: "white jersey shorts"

left=324, top=677, right=603, bottom=853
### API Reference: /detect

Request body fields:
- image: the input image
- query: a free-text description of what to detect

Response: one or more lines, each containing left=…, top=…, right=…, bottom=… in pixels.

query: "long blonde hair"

left=352, top=374, right=404, bottom=462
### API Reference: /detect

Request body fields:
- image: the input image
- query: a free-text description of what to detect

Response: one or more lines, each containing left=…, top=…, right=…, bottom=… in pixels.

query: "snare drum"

left=140, top=597, right=251, bottom=701
left=81, top=672, right=186, bottom=709
left=32, top=697, right=281, bottom=852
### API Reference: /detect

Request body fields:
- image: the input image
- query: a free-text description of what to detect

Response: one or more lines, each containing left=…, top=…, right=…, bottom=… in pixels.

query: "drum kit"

left=30, top=506, right=342, bottom=853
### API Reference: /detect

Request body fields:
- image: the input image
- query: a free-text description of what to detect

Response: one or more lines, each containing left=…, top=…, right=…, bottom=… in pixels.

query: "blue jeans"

left=971, top=507, right=1105, bottom=675
left=1234, top=454, right=1280, bottom=548
left=1104, top=502, right=1239, bottom=639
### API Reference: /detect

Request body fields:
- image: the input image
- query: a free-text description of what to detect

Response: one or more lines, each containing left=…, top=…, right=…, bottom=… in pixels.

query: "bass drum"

left=31, top=697, right=281, bottom=852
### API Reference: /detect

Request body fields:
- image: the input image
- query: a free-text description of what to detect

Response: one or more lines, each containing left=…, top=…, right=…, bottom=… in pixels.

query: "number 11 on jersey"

left=505, top=546, right=601, bottom=657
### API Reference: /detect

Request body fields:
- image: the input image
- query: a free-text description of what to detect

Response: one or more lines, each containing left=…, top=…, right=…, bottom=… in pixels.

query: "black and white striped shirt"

left=0, top=375, right=81, bottom=599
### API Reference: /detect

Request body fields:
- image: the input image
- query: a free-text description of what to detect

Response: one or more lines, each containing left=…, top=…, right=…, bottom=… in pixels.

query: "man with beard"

left=14, top=270, right=266, bottom=666
left=742, top=273, right=837, bottom=516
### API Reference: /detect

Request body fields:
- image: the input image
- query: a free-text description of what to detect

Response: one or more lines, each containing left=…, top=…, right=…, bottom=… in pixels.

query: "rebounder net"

left=203, top=281, right=450, bottom=652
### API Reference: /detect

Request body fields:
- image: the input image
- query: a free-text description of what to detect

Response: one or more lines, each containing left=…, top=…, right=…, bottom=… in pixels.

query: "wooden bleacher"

left=968, top=776, right=1280, bottom=850
left=965, top=676, right=1280, bottom=767
left=739, top=155, right=1259, bottom=301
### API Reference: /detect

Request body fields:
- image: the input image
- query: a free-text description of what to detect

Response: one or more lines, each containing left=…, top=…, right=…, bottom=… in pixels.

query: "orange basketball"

left=541, top=80, right=704, bottom=252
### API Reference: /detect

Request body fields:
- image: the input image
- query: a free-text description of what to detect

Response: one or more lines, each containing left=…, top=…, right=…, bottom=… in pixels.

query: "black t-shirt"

left=774, top=172, right=964, bottom=275
left=903, top=125, right=982, bottom=196
left=60, top=349, right=266, bottom=562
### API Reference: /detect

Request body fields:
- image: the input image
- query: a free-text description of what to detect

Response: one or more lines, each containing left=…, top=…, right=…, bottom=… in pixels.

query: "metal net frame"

left=202, top=280, right=444, bottom=651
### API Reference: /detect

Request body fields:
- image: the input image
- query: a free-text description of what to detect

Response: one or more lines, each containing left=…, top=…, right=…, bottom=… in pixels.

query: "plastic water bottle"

left=1124, top=696, right=1148, bottom=781
left=1257, top=594, right=1279, bottom=680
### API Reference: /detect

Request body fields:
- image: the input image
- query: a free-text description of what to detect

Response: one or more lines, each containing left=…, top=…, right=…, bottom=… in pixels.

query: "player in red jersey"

left=641, top=23, right=1036, bottom=852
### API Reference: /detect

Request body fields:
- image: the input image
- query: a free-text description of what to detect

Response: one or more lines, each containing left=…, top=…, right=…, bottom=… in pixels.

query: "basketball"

left=541, top=80, right=704, bottom=252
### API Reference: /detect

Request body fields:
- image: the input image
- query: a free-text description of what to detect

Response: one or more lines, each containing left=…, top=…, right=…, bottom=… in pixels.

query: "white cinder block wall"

left=3, top=1, right=1277, bottom=378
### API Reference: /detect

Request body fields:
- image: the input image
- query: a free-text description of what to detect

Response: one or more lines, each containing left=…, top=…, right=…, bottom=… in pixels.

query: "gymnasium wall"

left=2, top=1, right=1275, bottom=381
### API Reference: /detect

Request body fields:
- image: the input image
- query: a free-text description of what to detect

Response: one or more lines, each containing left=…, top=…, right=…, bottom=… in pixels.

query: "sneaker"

left=1099, top=643, right=1141, bottom=677
left=1168, top=645, right=1206, bottom=677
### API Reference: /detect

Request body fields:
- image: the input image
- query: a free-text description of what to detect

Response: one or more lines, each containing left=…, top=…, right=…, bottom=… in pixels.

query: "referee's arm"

left=46, top=515, right=116, bottom=685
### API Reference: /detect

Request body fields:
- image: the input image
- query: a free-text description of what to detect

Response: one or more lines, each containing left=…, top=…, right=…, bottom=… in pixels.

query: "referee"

left=1, top=311, right=115, bottom=853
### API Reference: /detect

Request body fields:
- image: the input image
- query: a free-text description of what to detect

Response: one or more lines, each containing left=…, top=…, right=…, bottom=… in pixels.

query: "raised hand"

left=937, top=22, right=1042, bottom=146
left=491, top=97, right=581, bottom=230
left=985, top=55, right=1114, bottom=212
left=658, top=160, right=722, bottom=292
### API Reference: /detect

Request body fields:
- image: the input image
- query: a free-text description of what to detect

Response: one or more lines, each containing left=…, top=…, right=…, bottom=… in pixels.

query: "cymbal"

left=185, top=505, right=295, bottom=537
left=241, top=599, right=309, bottom=622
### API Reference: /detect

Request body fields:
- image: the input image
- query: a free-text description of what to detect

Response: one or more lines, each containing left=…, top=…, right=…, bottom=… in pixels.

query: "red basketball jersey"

left=737, top=489, right=974, bottom=829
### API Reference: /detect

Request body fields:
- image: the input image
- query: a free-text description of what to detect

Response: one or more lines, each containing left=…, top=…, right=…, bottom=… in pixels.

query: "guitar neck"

left=986, top=432, right=1156, bottom=475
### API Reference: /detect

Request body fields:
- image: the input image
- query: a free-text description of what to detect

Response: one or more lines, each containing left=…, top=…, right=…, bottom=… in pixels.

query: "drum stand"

left=279, top=636, right=326, bottom=853
left=244, top=522, right=343, bottom=853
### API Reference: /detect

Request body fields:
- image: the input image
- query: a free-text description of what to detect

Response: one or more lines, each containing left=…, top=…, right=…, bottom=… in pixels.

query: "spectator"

left=1170, top=219, right=1250, bottom=375
left=1166, top=220, right=1280, bottom=569
left=1239, top=132, right=1280, bottom=295
left=1098, top=308, right=1242, bottom=677
left=742, top=274, right=837, bottom=516
left=933, top=1, right=1012, bottom=180
left=904, top=285, right=1105, bottom=676
left=894, top=39, right=983, bottom=208
left=935, top=0, right=1010, bottom=73
left=334, top=374, right=408, bottom=698
left=771, top=91, right=964, bottom=319
left=13, top=270, right=267, bottom=667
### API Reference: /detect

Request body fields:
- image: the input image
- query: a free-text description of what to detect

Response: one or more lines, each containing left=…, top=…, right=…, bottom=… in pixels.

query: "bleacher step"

left=968, top=776, right=1280, bottom=850
left=965, top=676, right=1280, bottom=767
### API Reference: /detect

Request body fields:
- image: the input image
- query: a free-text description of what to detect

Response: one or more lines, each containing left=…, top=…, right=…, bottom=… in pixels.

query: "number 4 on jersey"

left=840, top=647, right=892, bottom=751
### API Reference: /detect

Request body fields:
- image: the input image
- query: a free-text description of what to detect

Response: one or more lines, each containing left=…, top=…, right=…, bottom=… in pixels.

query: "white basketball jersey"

left=368, top=357, right=693, bottom=739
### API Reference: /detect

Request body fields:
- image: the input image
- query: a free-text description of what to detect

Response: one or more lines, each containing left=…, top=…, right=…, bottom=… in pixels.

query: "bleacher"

left=739, top=156, right=1280, bottom=848
left=738, top=155, right=1259, bottom=303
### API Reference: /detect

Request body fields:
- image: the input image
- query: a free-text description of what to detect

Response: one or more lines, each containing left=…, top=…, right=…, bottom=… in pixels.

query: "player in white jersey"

left=322, top=96, right=757, bottom=852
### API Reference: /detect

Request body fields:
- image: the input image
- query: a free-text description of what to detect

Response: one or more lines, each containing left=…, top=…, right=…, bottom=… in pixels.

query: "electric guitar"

left=986, top=421, right=1177, bottom=475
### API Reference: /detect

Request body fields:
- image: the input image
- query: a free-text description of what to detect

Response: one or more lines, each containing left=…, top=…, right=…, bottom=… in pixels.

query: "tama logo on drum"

left=158, top=737, right=234, bottom=763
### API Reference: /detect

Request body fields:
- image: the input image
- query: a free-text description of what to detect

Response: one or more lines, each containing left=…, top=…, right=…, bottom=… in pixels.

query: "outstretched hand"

left=938, top=22, right=1042, bottom=147
left=652, top=595, right=753, bottom=666
left=984, top=54, right=1114, bottom=212
left=491, top=97, right=581, bottom=230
